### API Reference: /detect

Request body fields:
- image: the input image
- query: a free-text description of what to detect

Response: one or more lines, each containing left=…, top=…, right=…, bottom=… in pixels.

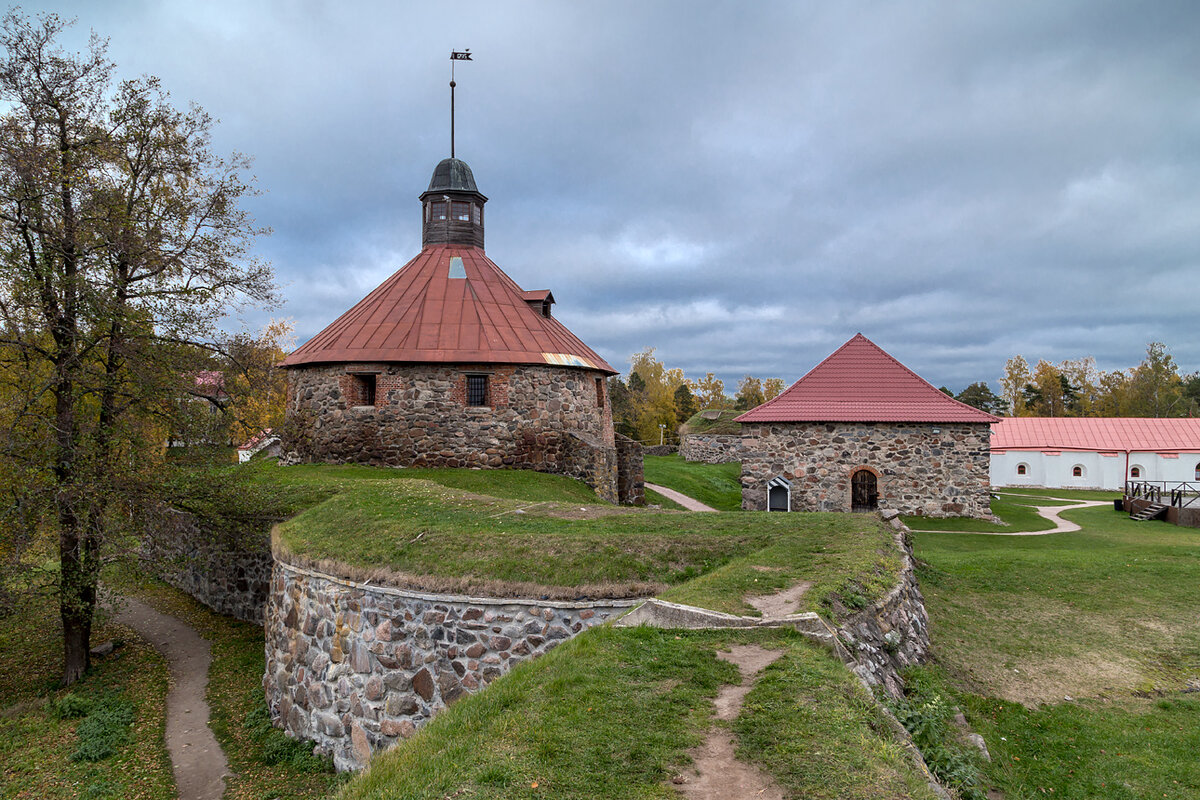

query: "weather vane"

left=450, top=49, right=472, bottom=158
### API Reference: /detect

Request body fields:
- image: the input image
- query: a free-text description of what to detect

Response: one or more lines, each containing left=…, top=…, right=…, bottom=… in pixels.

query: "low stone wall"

left=264, top=556, right=640, bottom=771
left=139, top=503, right=272, bottom=623
left=679, top=433, right=744, bottom=464
left=834, top=512, right=932, bottom=698
left=642, top=444, right=678, bottom=457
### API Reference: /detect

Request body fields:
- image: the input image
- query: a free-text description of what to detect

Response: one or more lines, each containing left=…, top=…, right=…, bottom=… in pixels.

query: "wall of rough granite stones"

left=834, top=514, right=933, bottom=699
left=138, top=503, right=271, bottom=623
left=679, top=433, right=745, bottom=464
left=263, top=557, right=640, bottom=771
left=283, top=362, right=643, bottom=503
left=740, top=422, right=992, bottom=518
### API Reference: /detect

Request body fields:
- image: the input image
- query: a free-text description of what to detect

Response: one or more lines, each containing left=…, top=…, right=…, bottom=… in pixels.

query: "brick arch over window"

left=848, top=464, right=881, bottom=479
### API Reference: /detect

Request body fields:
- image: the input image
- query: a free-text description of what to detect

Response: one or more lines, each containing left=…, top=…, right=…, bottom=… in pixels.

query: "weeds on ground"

left=888, top=668, right=986, bottom=800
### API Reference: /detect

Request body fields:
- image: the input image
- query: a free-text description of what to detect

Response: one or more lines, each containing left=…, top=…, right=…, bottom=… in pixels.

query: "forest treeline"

left=610, top=342, right=1200, bottom=444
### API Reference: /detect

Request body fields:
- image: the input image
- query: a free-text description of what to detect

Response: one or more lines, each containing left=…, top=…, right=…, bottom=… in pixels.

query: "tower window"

left=431, top=200, right=447, bottom=220
left=352, top=373, right=376, bottom=407
left=466, top=374, right=488, bottom=407
left=473, top=204, right=481, bottom=225
left=595, top=377, right=604, bottom=408
left=453, top=201, right=472, bottom=221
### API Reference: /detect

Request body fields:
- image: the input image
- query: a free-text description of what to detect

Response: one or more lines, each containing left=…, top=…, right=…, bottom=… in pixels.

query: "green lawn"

left=0, top=587, right=176, bottom=800
left=912, top=504, right=1200, bottom=797
left=338, top=627, right=937, bottom=800
left=642, top=454, right=743, bottom=511
left=990, top=486, right=1122, bottom=502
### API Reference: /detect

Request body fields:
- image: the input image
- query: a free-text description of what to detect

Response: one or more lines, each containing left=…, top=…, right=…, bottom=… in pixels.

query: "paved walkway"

left=113, top=596, right=231, bottom=800
left=645, top=483, right=719, bottom=512
left=910, top=498, right=1109, bottom=535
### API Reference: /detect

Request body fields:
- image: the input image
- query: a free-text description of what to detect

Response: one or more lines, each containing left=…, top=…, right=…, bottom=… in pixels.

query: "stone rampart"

left=283, top=362, right=637, bottom=502
left=139, top=503, right=271, bottom=623
left=263, top=555, right=641, bottom=771
left=680, top=433, right=745, bottom=464
left=740, top=421, right=991, bottom=517
left=834, top=513, right=932, bottom=698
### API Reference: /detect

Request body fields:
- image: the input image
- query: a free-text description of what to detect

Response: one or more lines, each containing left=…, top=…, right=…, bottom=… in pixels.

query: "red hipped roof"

left=991, top=417, right=1200, bottom=452
left=735, top=333, right=997, bottom=424
left=281, top=245, right=614, bottom=372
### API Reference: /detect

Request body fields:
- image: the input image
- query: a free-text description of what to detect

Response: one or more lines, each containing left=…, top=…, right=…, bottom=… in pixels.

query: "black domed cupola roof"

left=426, top=157, right=480, bottom=193
left=419, top=157, right=488, bottom=248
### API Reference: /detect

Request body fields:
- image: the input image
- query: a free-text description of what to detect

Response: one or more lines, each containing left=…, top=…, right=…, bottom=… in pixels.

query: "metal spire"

left=450, top=50, right=472, bottom=158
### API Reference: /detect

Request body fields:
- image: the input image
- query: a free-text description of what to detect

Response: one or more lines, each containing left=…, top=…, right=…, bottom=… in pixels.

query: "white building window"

left=1130, top=466, right=1141, bottom=478
left=1072, top=465, right=1084, bottom=478
left=1016, top=463, right=1028, bottom=476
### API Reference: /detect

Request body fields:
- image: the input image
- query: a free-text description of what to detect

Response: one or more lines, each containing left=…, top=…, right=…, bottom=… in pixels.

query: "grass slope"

left=641, top=454, right=743, bottom=511
left=339, top=627, right=937, bottom=800
left=913, top=505, right=1200, bottom=797
left=268, top=462, right=897, bottom=616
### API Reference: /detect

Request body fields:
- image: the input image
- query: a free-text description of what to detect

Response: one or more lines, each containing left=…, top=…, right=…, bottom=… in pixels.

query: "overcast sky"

left=37, top=0, right=1200, bottom=391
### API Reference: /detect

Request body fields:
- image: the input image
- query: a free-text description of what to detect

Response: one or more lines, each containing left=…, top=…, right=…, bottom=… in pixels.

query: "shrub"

left=70, top=695, right=135, bottom=762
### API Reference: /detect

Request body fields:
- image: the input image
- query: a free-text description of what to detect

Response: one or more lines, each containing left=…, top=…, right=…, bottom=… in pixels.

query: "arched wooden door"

left=851, top=470, right=878, bottom=512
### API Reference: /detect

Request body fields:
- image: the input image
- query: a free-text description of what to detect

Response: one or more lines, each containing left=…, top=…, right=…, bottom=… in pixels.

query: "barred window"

left=466, top=374, right=488, bottom=407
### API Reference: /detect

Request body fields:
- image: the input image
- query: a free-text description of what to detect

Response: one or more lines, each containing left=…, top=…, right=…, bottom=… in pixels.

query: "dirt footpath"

left=113, top=595, right=231, bottom=800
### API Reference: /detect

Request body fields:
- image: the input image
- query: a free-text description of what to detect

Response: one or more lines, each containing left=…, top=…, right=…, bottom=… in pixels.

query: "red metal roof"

left=990, top=417, right=1200, bottom=452
left=281, top=245, right=614, bottom=372
left=735, top=333, right=998, bottom=424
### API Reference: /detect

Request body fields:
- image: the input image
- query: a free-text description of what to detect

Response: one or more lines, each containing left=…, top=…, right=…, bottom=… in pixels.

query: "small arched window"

left=1195, top=462, right=1200, bottom=480
left=1130, top=466, right=1141, bottom=478
left=1016, top=464, right=1027, bottom=475
left=1072, top=465, right=1083, bottom=478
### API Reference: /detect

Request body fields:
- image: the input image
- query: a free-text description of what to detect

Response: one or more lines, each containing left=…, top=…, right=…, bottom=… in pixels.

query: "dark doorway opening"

left=767, top=475, right=791, bottom=512
left=851, top=470, right=878, bottom=512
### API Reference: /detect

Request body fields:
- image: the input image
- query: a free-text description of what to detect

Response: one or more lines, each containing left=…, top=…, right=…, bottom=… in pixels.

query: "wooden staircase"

left=1130, top=502, right=1169, bottom=522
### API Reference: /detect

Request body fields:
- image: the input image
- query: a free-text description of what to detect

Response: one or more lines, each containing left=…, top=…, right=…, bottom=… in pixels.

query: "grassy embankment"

left=642, top=453, right=743, bottom=511
left=266, top=462, right=897, bottom=618
left=338, top=626, right=939, bottom=800
left=911, top=500, right=1200, bottom=798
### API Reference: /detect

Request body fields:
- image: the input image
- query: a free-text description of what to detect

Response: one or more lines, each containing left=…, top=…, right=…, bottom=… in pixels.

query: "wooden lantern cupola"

left=420, top=157, right=487, bottom=249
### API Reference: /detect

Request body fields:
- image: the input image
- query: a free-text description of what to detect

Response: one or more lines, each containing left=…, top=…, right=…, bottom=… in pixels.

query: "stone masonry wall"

left=740, top=422, right=991, bottom=518
left=680, top=433, right=745, bottom=464
left=615, top=433, right=646, bottom=505
left=139, top=503, right=272, bottom=623
left=285, top=362, right=628, bottom=502
left=835, top=513, right=932, bottom=698
left=264, top=557, right=640, bottom=771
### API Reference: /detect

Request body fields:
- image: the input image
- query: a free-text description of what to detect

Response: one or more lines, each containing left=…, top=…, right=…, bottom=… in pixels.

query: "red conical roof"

left=735, top=333, right=997, bottom=424
left=281, top=244, right=615, bottom=372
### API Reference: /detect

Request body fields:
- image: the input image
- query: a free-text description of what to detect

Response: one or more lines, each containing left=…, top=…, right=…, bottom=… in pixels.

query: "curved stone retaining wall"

left=264, top=557, right=640, bottom=771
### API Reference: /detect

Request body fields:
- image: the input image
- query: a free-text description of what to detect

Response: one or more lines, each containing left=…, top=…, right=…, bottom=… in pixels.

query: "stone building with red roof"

left=736, top=334, right=997, bottom=517
left=281, top=157, right=642, bottom=504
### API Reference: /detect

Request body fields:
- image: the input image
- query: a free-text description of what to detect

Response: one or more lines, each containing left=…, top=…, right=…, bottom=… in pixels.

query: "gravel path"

left=645, top=483, right=719, bottom=512
left=910, top=499, right=1109, bottom=535
left=112, top=595, right=231, bottom=800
